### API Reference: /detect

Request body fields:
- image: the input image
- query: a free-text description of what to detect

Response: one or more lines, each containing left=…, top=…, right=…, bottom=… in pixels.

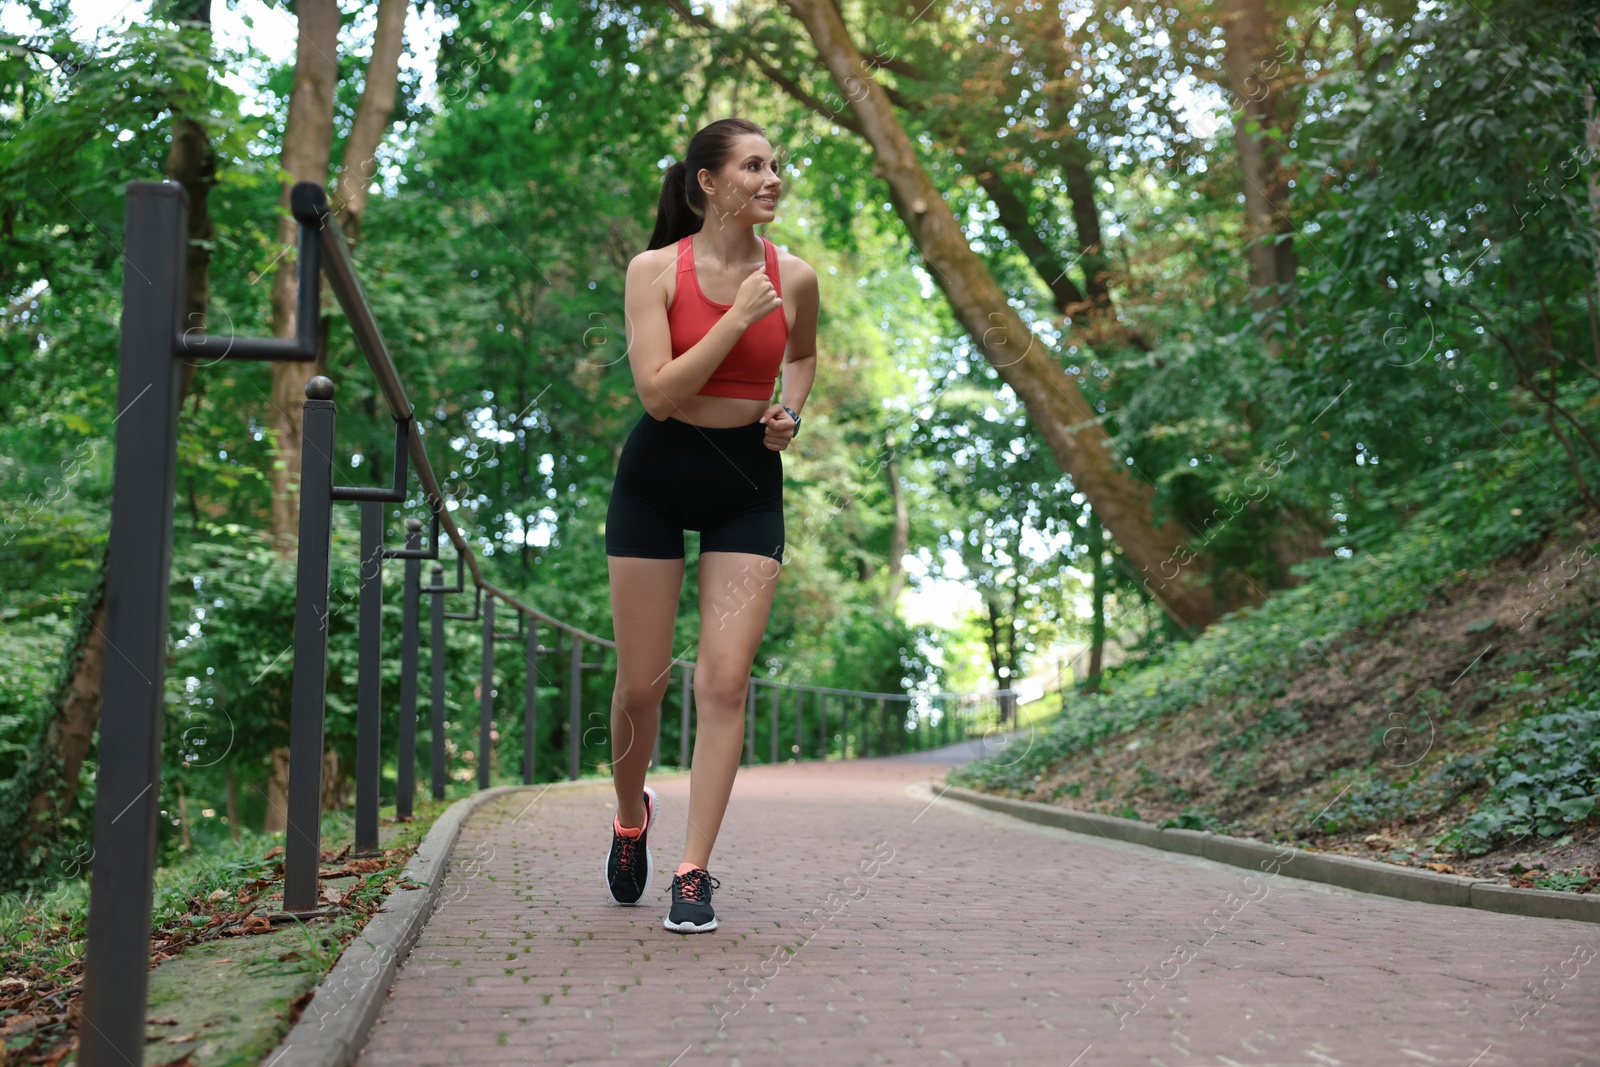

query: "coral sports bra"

left=667, top=234, right=791, bottom=400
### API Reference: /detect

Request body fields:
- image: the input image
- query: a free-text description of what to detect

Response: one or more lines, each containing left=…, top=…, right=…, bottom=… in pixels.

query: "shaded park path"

left=357, top=740, right=1600, bottom=1066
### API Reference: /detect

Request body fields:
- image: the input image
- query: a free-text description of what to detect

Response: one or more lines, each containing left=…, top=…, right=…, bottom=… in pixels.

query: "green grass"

left=1, top=792, right=461, bottom=1065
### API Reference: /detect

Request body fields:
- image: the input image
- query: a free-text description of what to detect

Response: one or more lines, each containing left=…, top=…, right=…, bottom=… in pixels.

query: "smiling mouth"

left=755, top=195, right=777, bottom=206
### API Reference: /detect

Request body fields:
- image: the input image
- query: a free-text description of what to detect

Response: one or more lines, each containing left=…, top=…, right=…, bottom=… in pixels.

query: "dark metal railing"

left=77, top=180, right=1019, bottom=1067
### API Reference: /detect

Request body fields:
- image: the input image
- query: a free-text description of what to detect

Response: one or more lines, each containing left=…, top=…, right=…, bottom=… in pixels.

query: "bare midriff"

left=664, top=393, right=770, bottom=427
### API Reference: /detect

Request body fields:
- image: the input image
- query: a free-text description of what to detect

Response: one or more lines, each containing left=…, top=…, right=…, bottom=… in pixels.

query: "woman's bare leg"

left=680, top=550, right=781, bottom=870
left=608, top=555, right=685, bottom=829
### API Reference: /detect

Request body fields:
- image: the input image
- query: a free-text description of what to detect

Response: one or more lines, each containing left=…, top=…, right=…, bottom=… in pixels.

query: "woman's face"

left=703, top=134, right=782, bottom=223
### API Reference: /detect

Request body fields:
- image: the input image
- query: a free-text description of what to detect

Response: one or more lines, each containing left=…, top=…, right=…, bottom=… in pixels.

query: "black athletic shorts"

left=605, top=413, right=784, bottom=562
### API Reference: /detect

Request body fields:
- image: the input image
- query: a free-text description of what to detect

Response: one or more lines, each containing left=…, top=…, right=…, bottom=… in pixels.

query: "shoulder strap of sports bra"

left=676, top=235, right=694, bottom=276
left=763, top=237, right=782, bottom=298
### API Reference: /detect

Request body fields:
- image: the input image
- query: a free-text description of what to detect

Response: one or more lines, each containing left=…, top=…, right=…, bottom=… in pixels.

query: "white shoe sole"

left=604, top=785, right=658, bottom=906
left=662, top=915, right=718, bottom=933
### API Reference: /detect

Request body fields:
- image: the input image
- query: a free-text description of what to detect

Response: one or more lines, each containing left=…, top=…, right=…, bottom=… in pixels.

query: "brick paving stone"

left=358, top=754, right=1600, bottom=1067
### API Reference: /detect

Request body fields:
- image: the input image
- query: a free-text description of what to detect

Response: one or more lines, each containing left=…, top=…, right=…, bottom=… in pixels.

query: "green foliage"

left=951, top=422, right=1595, bottom=798
left=7, top=0, right=1600, bottom=903
left=1444, top=643, right=1600, bottom=855
left=1159, top=807, right=1227, bottom=833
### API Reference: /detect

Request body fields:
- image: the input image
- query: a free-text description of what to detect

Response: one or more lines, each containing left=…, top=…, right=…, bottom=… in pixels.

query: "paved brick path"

left=359, top=743, right=1600, bottom=1066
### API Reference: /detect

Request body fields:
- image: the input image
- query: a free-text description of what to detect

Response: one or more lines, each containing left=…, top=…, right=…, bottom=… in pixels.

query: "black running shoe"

left=605, top=785, right=657, bottom=905
left=663, top=865, right=721, bottom=933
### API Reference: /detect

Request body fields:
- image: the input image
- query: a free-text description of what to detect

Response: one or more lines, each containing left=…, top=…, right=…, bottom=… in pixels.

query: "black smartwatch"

left=782, top=405, right=802, bottom=436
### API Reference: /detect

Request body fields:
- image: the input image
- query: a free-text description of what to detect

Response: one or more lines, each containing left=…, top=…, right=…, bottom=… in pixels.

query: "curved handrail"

left=295, top=181, right=1016, bottom=697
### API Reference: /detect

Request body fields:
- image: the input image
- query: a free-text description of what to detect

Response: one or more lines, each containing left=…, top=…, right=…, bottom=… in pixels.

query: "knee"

left=613, top=676, right=667, bottom=715
left=694, top=672, right=751, bottom=714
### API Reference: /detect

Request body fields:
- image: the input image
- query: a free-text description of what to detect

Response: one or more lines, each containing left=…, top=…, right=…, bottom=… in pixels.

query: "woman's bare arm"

left=623, top=251, right=778, bottom=420
left=778, top=261, right=819, bottom=418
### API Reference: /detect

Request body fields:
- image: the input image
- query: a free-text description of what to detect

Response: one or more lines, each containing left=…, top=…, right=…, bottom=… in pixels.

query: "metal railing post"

left=769, top=686, right=779, bottom=764
left=523, top=619, right=538, bottom=784
left=78, top=182, right=187, bottom=1067
left=878, top=696, right=887, bottom=757
left=354, top=500, right=384, bottom=852
left=819, top=693, right=827, bottom=758
left=843, top=696, right=852, bottom=759
left=794, top=689, right=803, bottom=760
left=430, top=562, right=446, bottom=800
left=396, top=518, right=421, bottom=816
left=680, top=666, right=692, bottom=768
left=568, top=631, right=581, bottom=780
left=479, top=595, right=494, bottom=789
left=284, top=375, right=339, bottom=914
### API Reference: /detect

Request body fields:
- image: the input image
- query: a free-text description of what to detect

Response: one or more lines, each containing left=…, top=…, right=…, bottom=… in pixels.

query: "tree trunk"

left=267, top=0, right=341, bottom=555
left=167, top=0, right=218, bottom=407
left=1087, top=509, right=1106, bottom=691
left=1220, top=0, right=1299, bottom=354
left=19, top=1, right=217, bottom=866
left=332, top=0, right=409, bottom=242
left=321, top=747, right=349, bottom=811
left=264, top=746, right=291, bottom=833
left=783, top=0, right=1218, bottom=630
left=983, top=594, right=1007, bottom=695
left=265, top=746, right=348, bottom=832
left=22, top=563, right=108, bottom=853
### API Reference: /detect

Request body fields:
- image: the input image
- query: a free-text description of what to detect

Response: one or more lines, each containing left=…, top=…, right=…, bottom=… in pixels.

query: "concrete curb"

left=939, top=784, right=1600, bottom=925
left=262, top=780, right=605, bottom=1067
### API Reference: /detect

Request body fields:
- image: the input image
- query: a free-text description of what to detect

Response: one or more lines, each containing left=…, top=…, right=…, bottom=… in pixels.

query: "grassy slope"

left=0, top=798, right=457, bottom=1065
left=951, top=470, right=1600, bottom=893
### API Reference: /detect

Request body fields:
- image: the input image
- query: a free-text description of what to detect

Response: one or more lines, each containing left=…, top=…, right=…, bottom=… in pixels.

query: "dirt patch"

left=1010, top=513, right=1600, bottom=892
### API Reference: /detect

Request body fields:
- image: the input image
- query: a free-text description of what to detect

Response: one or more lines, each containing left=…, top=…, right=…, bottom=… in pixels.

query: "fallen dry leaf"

left=39, top=1034, right=77, bottom=1067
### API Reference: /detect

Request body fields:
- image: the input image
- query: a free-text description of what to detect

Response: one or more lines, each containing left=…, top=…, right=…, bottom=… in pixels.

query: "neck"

left=693, top=222, right=762, bottom=266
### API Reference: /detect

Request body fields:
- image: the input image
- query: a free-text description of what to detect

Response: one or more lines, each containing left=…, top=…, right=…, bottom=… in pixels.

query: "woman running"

left=602, top=118, right=819, bottom=933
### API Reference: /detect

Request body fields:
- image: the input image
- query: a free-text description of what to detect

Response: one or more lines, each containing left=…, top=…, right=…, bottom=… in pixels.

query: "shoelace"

left=614, top=832, right=639, bottom=874
left=613, top=796, right=650, bottom=875
left=674, top=867, right=721, bottom=903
